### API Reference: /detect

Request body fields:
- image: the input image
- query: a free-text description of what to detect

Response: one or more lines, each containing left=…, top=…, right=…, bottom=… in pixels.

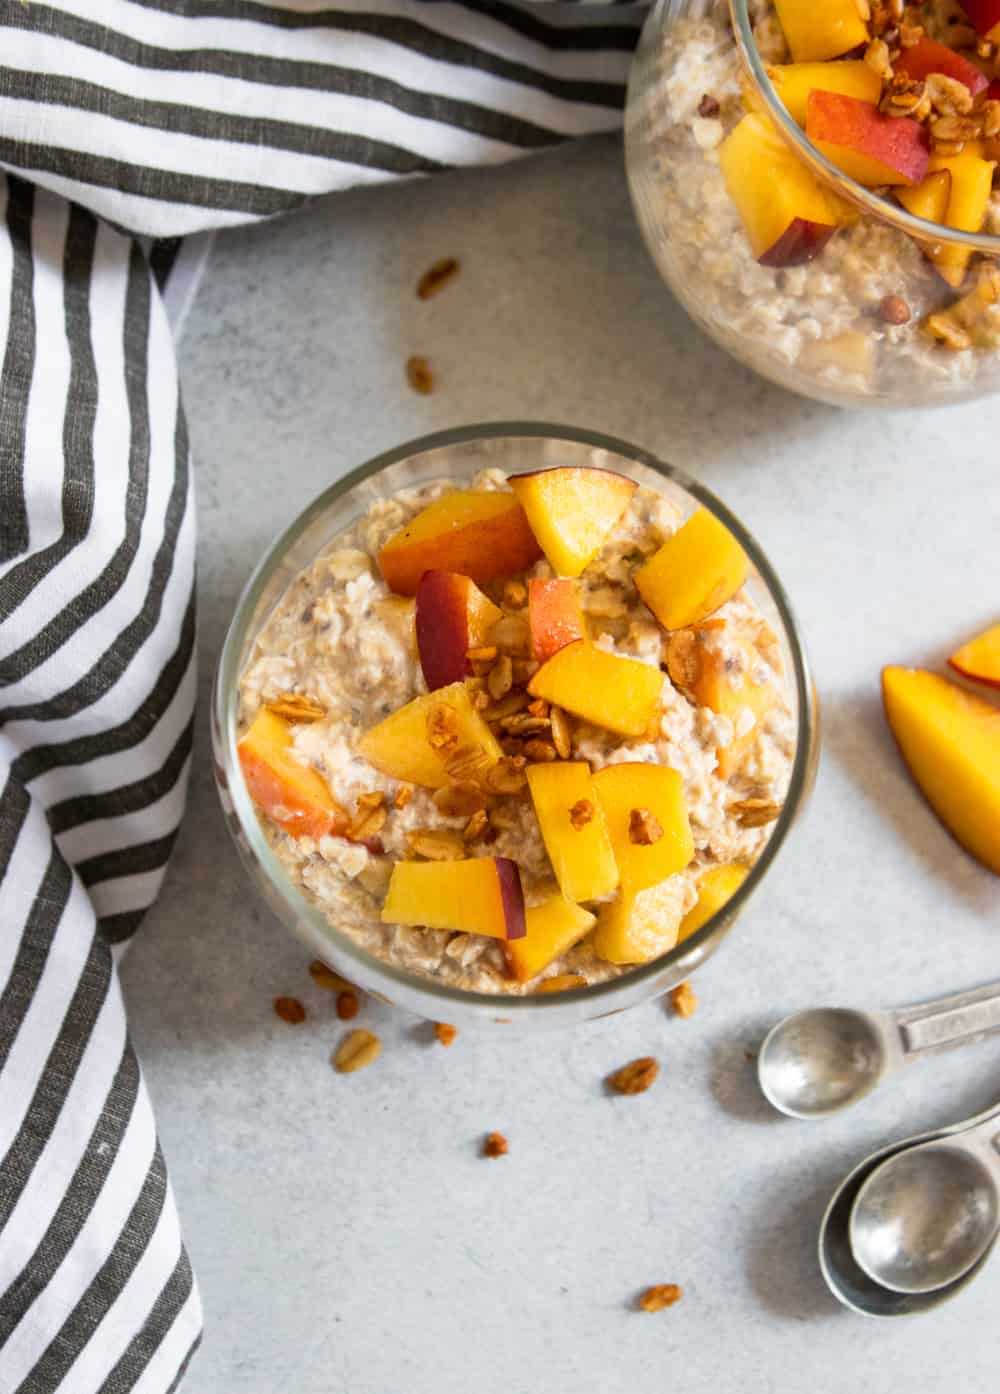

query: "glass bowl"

left=625, top=0, right=1000, bottom=408
left=212, top=423, right=818, bottom=1028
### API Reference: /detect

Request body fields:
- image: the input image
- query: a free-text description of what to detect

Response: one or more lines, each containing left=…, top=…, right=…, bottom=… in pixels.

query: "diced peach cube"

left=896, top=169, right=952, bottom=225
left=774, top=0, right=869, bottom=62
left=688, top=630, right=778, bottom=781
left=382, top=857, right=527, bottom=938
left=635, top=508, right=746, bottom=632
left=592, top=877, right=686, bottom=965
left=357, top=682, right=501, bottom=788
left=925, top=145, right=996, bottom=287
left=894, top=37, right=988, bottom=96
left=592, top=762, right=694, bottom=893
left=806, top=91, right=929, bottom=188
left=677, top=864, right=748, bottom=942
left=528, top=578, right=586, bottom=663
left=502, top=893, right=596, bottom=982
left=378, top=490, right=541, bottom=595
left=527, top=641, right=663, bottom=739
left=508, top=466, right=636, bottom=577
left=415, top=570, right=503, bottom=690
left=949, top=622, right=1000, bottom=689
left=526, top=761, right=619, bottom=904
left=770, top=61, right=881, bottom=126
left=238, top=708, right=347, bottom=839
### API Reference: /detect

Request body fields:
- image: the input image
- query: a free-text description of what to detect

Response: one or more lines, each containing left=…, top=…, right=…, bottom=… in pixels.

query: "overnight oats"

left=626, top=0, right=1000, bottom=405
left=233, top=461, right=795, bottom=997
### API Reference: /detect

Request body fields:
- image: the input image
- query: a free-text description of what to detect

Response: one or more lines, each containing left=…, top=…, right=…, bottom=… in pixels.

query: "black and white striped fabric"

left=0, top=3, right=644, bottom=1390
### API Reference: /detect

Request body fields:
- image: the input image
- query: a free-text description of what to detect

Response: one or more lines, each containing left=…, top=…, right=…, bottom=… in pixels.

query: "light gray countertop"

left=122, top=133, right=1000, bottom=1393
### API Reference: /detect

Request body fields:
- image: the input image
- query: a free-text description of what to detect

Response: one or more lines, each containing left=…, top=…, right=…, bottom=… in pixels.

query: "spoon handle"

left=892, top=982, right=1000, bottom=1058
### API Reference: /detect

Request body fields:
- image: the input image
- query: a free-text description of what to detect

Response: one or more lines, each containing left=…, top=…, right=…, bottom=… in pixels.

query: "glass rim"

left=730, top=0, right=1000, bottom=255
left=214, top=420, right=818, bottom=1015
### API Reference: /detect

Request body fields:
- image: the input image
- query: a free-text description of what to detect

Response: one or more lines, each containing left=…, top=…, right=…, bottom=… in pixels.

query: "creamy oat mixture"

left=640, top=0, right=1000, bottom=399
left=238, top=469, right=793, bottom=995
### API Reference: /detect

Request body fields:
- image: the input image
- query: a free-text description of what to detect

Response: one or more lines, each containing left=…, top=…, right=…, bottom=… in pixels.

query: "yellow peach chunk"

left=526, top=762, right=619, bottom=904
left=926, top=145, right=996, bottom=287
left=238, top=708, right=347, bottom=840
left=882, top=667, right=1000, bottom=876
left=677, top=864, right=749, bottom=942
left=774, top=0, right=869, bottom=62
left=635, top=508, right=746, bottom=632
left=897, top=169, right=952, bottom=225
left=377, top=490, right=541, bottom=595
left=770, top=61, right=881, bottom=127
left=592, top=763, right=694, bottom=893
left=357, top=682, right=501, bottom=788
left=502, top=893, right=596, bottom=982
left=509, top=466, right=637, bottom=578
left=592, top=877, right=686, bottom=965
left=381, top=857, right=526, bottom=938
left=688, top=631, right=778, bottom=781
left=949, top=621, right=1000, bottom=689
left=527, top=640, right=663, bottom=738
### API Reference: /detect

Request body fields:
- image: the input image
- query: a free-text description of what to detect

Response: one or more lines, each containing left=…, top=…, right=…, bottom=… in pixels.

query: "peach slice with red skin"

left=382, top=857, right=527, bottom=939
left=949, top=623, right=1000, bottom=690
left=528, top=578, right=586, bottom=663
left=882, top=666, right=1000, bottom=876
left=894, top=38, right=988, bottom=96
left=635, top=508, right=746, bottom=632
left=377, top=490, right=541, bottom=595
left=238, top=707, right=347, bottom=840
left=357, top=682, right=502, bottom=788
left=960, top=1, right=1000, bottom=43
left=769, top=61, right=881, bottom=127
left=508, top=467, right=636, bottom=578
left=502, top=893, right=597, bottom=982
left=806, top=91, right=929, bottom=188
left=592, top=763, right=694, bottom=893
left=527, top=640, right=663, bottom=739
left=773, top=0, right=869, bottom=62
left=526, top=761, right=619, bottom=904
left=415, top=570, right=502, bottom=690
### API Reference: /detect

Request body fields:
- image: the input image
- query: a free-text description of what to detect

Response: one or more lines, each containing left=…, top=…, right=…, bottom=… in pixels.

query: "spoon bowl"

left=758, top=1007, right=889, bottom=1119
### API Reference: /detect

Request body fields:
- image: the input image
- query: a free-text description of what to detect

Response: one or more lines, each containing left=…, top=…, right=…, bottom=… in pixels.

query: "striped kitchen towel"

left=0, top=3, right=645, bottom=1392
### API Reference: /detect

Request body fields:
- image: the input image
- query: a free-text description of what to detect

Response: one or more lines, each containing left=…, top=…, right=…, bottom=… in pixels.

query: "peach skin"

left=806, top=91, right=929, bottom=188
left=378, top=490, right=541, bottom=595
left=949, top=622, right=1000, bottom=689
left=528, top=578, right=586, bottom=663
left=415, top=570, right=502, bottom=690
left=238, top=708, right=347, bottom=840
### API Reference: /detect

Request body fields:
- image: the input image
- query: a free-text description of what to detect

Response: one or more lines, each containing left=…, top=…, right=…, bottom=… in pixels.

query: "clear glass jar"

left=626, top=0, right=1000, bottom=407
left=212, top=424, right=818, bottom=1029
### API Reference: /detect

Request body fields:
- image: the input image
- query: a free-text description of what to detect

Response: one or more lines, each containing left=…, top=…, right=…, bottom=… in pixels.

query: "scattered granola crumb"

left=483, top=1131, right=509, bottom=1158
left=629, top=807, right=664, bottom=845
left=569, top=798, right=595, bottom=830
left=608, top=1056, right=659, bottom=1095
left=639, top=1284, right=683, bottom=1312
left=273, top=995, right=306, bottom=1025
left=697, top=93, right=720, bottom=117
left=502, top=579, right=527, bottom=608
left=728, top=798, right=782, bottom=828
left=336, top=989, right=360, bottom=1021
left=308, top=960, right=352, bottom=993
left=333, top=1028, right=381, bottom=1073
left=417, top=257, right=460, bottom=300
left=393, top=785, right=413, bottom=810
left=435, top=1022, right=458, bottom=1047
left=879, top=293, right=911, bottom=326
left=266, top=692, right=326, bottom=723
left=406, top=355, right=434, bottom=394
left=671, top=981, right=698, bottom=1018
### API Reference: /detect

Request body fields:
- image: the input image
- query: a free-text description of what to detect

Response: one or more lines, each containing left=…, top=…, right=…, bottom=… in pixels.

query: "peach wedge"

left=415, top=570, right=502, bottom=690
left=528, top=578, right=586, bottom=663
left=592, top=877, right=686, bottom=965
left=882, top=666, right=1000, bottom=875
left=635, top=508, right=746, bottom=632
left=378, top=490, right=541, bottom=595
left=382, top=857, right=527, bottom=939
left=357, top=682, right=501, bottom=788
left=773, top=0, right=869, bottom=62
left=949, top=622, right=1000, bottom=689
left=527, top=640, right=663, bottom=739
left=806, top=91, right=929, bottom=188
left=677, top=864, right=748, bottom=943
left=502, top=893, right=597, bottom=982
left=526, top=761, right=619, bottom=904
left=238, top=708, right=347, bottom=840
left=592, top=763, right=694, bottom=893
left=509, top=466, right=636, bottom=577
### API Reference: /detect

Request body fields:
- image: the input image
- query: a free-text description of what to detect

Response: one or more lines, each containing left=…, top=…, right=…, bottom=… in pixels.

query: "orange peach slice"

left=882, top=666, right=1000, bottom=875
left=415, top=570, right=502, bottom=690
left=238, top=708, right=347, bottom=840
left=592, top=877, right=686, bottom=965
left=774, top=0, right=869, bottom=61
left=382, top=857, right=527, bottom=939
left=527, top=640, right=663, bottom=739
left=925, top=145, right=996, bottom=287
left=677, top=864, right=748, bottom=942
left=719, top=114, right=851, bottom=267
left=807, top=91, right=929, bottom=188
left=894, top=37, right=988, bottom=96
left=526, top=761, right=619, bottom=904
left=502, top=893, right=596, bottom=982
left=378, top=490, right=541, bottom=595
left=770, top=61, right=881, bottom=126
left=949, top=622, right=1000, bottom=689
left=592, top=763, right=694, bottom=893
left=528, top=578, right=586, bottom=663
left=357, top=682, right=501, bottom=788
left=508, top=466, right=636, bottom=577
left=635, top=508, right=746, bottom=632
left=688, top=630, right=778, bottom=781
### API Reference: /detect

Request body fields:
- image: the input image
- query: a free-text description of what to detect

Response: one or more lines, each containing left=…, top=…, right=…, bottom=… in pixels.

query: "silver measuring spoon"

left=819, top=1100, right=1000, bottom=1316
left=850, top=1109, right=1000, bottom=1295
left=758, top=980, right=1000, bottom=1119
